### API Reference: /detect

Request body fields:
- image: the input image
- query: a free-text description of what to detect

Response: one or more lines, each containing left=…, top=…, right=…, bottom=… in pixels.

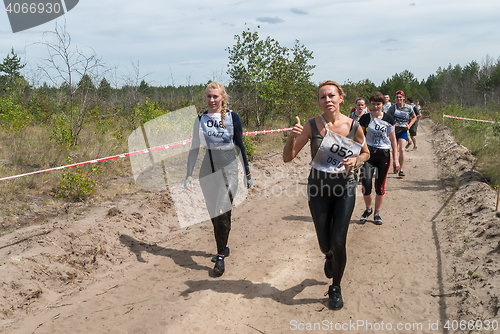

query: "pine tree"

left=0, top=48, right=26, bottom=80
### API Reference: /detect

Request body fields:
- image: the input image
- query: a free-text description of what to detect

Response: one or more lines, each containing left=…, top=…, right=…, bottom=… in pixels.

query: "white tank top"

left=310, top=115, right=363, bottom=174
left=199, top=111, right=234, bottom=150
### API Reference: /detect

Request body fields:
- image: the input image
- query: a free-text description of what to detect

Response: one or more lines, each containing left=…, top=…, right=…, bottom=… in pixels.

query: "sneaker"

left=324, top=255, right=333, bottom=279
left=405, top=142, right=412, bottom=149
left=360, top=208, right=373, bottom=223
left=399, top=170, right=405, bottom=177
left=393, top=168, right=399, bottom=174
left=213, top=256, right=225, bottom=276
left=325, top=285, right=343, bottom=310
left=413, top=146, right=418, bottom=150
left=374, top=214, right=383, bottom=225
left=211, top=246, right=230, bottom=263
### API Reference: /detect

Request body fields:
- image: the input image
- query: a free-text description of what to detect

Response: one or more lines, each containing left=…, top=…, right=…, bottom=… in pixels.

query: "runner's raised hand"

left=291, top=116, right=303, bottom=138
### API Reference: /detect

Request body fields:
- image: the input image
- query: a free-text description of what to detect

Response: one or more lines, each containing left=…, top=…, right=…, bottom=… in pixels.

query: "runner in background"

left=405, top=97, right=415, bottom=149
left=283, top=80, right=370, bottom=310
left=387, top=90, right=416, bottom=177
left=382, top=94, right=392, bottom=113
left=406, top=98, right=422, bottom=150
left=358, top=92, right=399, bottom=225
left=349, top=97, right=369, bottom=121
left=184, top=82, right=253, bottom=277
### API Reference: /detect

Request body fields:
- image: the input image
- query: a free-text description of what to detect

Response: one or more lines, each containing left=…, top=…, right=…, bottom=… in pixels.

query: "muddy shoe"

left=325, top=285, right=343, bottom=310
left=213, top=256, right=225, bottom=276
left=398, top=170, right=405, bottom=177
left=324, top=255, right=333, bottom=279
left=211, top=247, right=230, bottom=263
left=374, top=214, right=383, bottom=225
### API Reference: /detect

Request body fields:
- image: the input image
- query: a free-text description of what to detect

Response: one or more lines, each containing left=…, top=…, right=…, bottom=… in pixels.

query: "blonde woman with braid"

left=184, top=82, right=253, bottom=276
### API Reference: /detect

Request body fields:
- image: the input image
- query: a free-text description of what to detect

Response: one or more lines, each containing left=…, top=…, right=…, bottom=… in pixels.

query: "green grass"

left=428, top=102, right=500, bottom=189
left=0, top=113, right=294, bottom=235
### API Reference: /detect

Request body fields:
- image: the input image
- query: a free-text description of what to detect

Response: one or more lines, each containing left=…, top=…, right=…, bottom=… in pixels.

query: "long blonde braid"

left=206, top=82, right=228, bottom=129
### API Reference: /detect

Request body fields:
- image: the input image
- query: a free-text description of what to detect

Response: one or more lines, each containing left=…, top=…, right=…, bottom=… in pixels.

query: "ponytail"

left=220, top=106, right=227, bottom=129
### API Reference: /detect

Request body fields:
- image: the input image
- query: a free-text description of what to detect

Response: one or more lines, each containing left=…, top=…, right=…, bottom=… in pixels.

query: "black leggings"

left=307, top=169, right=356, bottom=287
left=200, top=155, right=238, bottom=255
left=211, top=211, right=231, bottom=255
left=361, top=148, right=390, bottom=196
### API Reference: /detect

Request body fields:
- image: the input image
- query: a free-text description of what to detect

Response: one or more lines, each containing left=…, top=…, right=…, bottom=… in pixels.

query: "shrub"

left=50, top=114, right=73, bottom=148
left=56, top=158, right=101, bottom=201
left=136, top=97, right=164, bottom=125
left=26, top=90, right=56, bottom=123
left=0, top=96, right=31, bottom=131
left=242, top=135, right=255, bottom=160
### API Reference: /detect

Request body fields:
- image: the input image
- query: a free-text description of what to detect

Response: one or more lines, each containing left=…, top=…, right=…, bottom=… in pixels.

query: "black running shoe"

left=399, top=170, right=405, bottom=177
left=324, top=255, right=333, bottom=279
left=325, top=285, right=343, bottom=310
left=374, top=214, right=383, bottom=225
left=405, top=142, right=412, bottom=149
left=213, top=256, right=225, bottom=276
left=211, top=246, right=230, bottom=263
left=360, top=209, right=373, bottom=223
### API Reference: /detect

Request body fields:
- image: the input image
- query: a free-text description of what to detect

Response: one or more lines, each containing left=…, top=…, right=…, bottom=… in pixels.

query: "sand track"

left=0, top=118, right=498, bottom=334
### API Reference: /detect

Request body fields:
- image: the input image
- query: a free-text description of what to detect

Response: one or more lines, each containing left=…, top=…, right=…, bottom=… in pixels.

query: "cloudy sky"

left=1, top=0, right=500, bottom=88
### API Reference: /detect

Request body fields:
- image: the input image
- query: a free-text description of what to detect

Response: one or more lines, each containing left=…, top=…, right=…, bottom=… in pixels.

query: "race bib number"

left=311, top=130, right=362, bottom=174
left=365, top=117, right=393, bottom=149
left=394, top=109, right=409, bottom=127
left=199, top=112, right=234, bottom=150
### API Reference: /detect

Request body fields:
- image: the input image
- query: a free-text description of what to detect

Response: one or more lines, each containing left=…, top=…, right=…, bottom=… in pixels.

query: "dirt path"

left=0, top=119, right=498, bottom=333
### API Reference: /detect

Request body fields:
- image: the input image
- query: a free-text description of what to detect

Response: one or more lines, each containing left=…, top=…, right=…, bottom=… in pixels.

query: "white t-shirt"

left=365, top=116, right=394, bottom=149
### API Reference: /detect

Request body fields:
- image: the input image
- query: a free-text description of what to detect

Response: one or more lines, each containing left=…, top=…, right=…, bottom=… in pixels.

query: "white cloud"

left=380, top=38, right=399, bottom=44
left=256, top=17, right=285, bottom=24
left=290, top=8, right=308, bottom=15
left=1, top=0, right=500, bottom=87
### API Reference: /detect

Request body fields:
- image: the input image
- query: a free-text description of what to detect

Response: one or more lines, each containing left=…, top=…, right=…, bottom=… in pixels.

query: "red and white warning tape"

left=443, top=114, right=497, bottom=124
left=243, top=127, right=292, bottom=136
left=0, top=127, right=293, bottom=181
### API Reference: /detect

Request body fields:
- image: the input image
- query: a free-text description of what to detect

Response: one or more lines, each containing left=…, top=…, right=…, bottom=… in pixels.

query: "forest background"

left=0, top=25, right=499, bottom=235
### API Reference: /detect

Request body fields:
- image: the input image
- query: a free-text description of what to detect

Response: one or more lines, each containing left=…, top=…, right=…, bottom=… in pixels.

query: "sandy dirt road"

left=0, top=119, right=498, bottom=334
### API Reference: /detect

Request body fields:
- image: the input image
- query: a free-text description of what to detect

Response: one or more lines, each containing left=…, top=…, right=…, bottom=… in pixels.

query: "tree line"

left=1, top=24, right=500, bottom=148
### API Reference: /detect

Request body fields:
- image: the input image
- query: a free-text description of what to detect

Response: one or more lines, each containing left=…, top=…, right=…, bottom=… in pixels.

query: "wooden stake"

left=496, top=186, right=500, bottom=212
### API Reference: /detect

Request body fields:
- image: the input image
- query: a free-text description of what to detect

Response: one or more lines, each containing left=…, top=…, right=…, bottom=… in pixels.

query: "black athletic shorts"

left=409, top=120, right=418, bottom=136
